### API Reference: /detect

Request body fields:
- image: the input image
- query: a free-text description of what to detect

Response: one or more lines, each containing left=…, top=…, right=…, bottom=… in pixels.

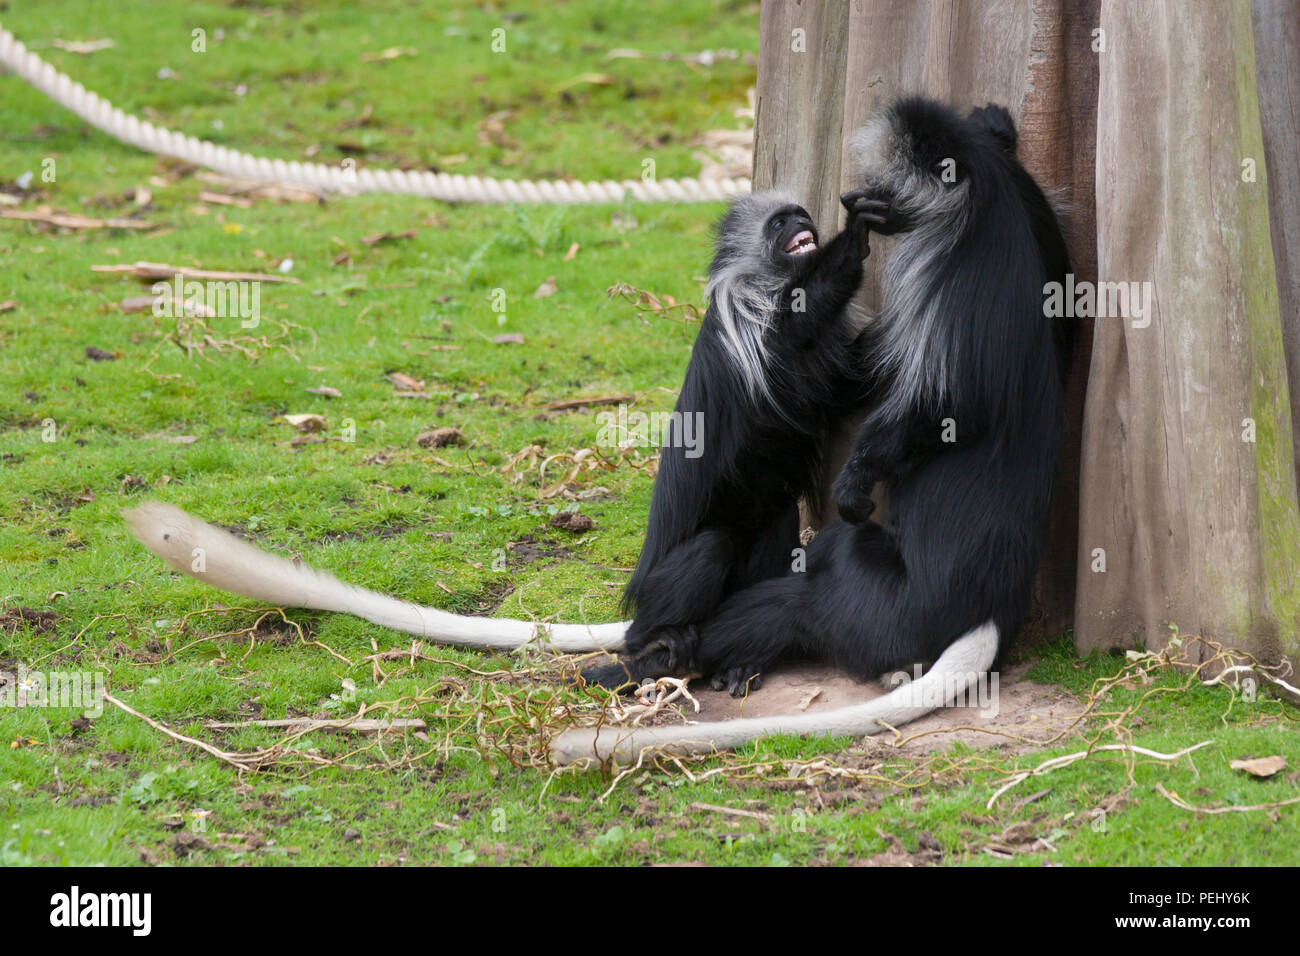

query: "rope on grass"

left=0, top=24, right=751, bottom=204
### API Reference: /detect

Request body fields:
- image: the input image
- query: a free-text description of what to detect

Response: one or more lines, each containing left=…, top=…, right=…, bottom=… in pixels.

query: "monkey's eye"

left=770, top=217, right=785, bottom=233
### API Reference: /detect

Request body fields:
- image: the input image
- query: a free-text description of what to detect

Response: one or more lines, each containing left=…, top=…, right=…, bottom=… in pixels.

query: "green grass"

left=3, top=0, right=1299, bottom=867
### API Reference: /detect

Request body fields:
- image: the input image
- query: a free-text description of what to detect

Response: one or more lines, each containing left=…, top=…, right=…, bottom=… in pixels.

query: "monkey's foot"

left=709, top=665, right=766, bottom=698
left=581, top=644, right=680, bottom=692
left=582, top=625, right=700, bottom=691
left=581, top=660, right=640, bottom=692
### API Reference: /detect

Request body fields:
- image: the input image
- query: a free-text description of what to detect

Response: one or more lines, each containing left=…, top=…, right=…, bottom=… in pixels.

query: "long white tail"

left=550, top=622, right=999, bottom=765
left=124, top=502, right=998, bottom=760
left=123, top=502, right=627, bottom=652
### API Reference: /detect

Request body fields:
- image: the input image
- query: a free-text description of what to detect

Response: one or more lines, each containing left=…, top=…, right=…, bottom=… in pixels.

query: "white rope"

left=0, top=24, right=751, bottom=204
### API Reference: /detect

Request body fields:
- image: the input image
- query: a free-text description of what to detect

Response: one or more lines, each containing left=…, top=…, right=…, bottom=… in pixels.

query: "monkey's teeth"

left=785, top=230, right=817, bottom=254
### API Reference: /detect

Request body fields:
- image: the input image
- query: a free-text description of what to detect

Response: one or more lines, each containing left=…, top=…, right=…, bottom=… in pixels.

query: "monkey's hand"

left=841, top=189, right=905, bottom=241
left=832, top=467, right=878, bottom=524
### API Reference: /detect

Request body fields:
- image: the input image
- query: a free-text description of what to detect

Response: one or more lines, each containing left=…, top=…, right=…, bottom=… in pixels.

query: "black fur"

left=583, top=192, right=886, bottom=689
left=616, top=98, right=1070, bottom=696
left=968, top=103, right=1018, bottom=153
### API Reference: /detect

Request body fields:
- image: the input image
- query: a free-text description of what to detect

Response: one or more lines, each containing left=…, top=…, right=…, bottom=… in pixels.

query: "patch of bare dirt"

left=671, top=660, right=1087, bottom=755
left=549, top=512, right=595, bottom=532
left=0, top=607, right=61, bottom=635
left=506, top=534, right=571, bottom=567
left=469, top=580, right=516, bottom=615
left=318, top=523, right=413, bottom=543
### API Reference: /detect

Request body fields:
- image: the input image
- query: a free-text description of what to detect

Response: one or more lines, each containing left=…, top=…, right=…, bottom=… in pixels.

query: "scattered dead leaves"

left=283, top=414, right=327, bottom=433
left=549, top=512, right=595, bottom=533
left=361, top=229, right=417, bottom=246
left=1230, top=755, right=1287, bottom=778
left=361, top=46, right=417, bottom=63
left=607, top=281, right=701, bottom=323
left=416, top=427, right=462, bottom=448
left=499, top=442, right=656, bottom=499
left=52, top=38, right=115, bottom=54
left=386, top=371, right=425, bottom=392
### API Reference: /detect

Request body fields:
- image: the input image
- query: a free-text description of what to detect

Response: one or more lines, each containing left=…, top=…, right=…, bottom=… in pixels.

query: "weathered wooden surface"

left=753, top=1, right=852, bottom=233
left=1073, top=0, right=1300, bottom=662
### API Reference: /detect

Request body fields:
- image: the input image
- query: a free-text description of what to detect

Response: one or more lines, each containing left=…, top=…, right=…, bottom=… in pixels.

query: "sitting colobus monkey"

left=551, top=97, right=1071, bottom=765
left=583, top=188, right=891, bottom=691
left=120, top=191, right=882, bottom=656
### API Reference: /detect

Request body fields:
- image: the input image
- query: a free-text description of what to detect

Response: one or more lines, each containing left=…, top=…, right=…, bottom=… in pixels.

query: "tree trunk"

left=1073, top=0, right=1300, bottom=664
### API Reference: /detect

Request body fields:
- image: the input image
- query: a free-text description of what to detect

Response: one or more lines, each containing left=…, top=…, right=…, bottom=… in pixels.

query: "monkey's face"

left=712, top=190, right=816, bottom=287
left=849, top=98, right=972, bottom=231
left=765, top=204, right=818, bottom=264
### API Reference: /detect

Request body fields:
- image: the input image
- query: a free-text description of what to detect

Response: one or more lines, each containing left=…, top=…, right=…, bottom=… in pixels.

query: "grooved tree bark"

left=1073, top=0, right=1300, bottom=663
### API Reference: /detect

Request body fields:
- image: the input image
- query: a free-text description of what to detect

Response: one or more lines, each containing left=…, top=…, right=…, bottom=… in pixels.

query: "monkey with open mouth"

left=582, top=187, right=892, bottom=692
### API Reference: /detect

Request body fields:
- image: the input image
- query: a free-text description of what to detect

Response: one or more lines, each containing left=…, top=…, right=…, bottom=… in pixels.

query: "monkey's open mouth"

left=784, top=230, right=817, bottom=255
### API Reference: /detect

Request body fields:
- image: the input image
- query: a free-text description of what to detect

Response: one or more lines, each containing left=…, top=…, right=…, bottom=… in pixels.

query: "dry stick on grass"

left=91, top=261, right=301, bottom=283
left=687, top=802, right=773, bottom=823
left=599, top=747, right=655, bottom=802
left=362, top=643, right=513, bottom=679
left=108, top=689, right=448, bottom=774
left=31, top=612, right=128, bottom=666
left=162, top=605, right=353, bottom=666
left=104, top=691, right=268, bottom=772
left=1200, top=664, right=1300, bottom=701
left=1155, top=782, right=1300, bottom=815
left=544, top=394, right=634, bottom=412
left=197, top=190, right=254, bottom=208
left=3, top=209, right=156, bottom=230
left=195, top=171, right=326, bottom=203
left=986, top=742, right=1216, bottom=809
left=205, top=718, right=428, bottom=734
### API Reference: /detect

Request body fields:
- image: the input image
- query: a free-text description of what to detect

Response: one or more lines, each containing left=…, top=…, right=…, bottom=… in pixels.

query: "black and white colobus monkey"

left=552, top=97, right=1071, bottom=764
left=583, top=189, right=889, bottom=690
left=695, top=97, right=1070, bottom=683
